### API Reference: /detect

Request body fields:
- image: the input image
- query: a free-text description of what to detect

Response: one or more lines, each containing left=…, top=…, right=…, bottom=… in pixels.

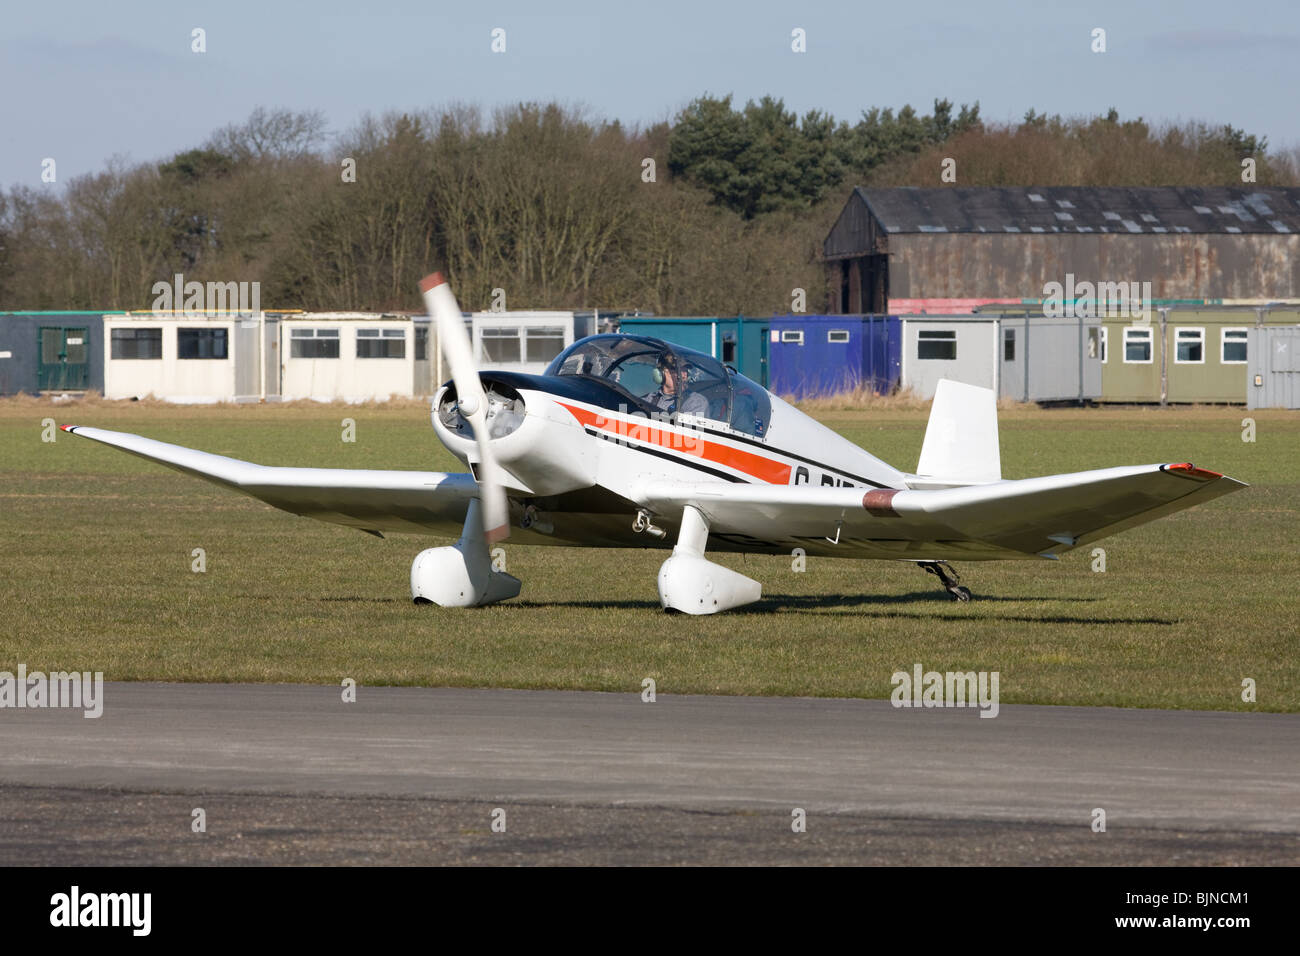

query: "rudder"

left=916, top=379, right=1001, bottom=485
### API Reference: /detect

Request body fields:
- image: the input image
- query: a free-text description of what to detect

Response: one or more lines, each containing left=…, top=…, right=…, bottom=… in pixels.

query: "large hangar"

left=824, top=186, right=1300, bottom=312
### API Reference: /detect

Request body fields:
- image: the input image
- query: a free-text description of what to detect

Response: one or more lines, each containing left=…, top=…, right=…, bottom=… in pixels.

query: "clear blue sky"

left=3, top=0, right=1297, bottom=189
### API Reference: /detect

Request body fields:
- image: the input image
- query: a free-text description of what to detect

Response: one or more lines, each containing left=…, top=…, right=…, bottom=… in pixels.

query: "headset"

left=651, top=354, right=683, bottom=387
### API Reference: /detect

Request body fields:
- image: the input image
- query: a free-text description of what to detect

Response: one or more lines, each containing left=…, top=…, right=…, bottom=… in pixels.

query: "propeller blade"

left=420, top=272, right=510, bottom=544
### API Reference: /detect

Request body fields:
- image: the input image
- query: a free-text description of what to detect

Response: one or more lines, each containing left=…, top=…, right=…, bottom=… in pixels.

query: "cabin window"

left=727, top=369, right=772, bottom=437
left=1174, top=327, right=1204, bottom=364
left=479, top=326, right=522, bottom=363
left=524, top=326, right=567, bottom=364
left=290, top=327, right=339, bottom=359
left=1123, top=326, right=1152, bottom=363
left=1091, top=327, right=1106, bottom=363
left=111, top=327, right=162, bottom=360
left=177, top=328, right=228, bottom=359
left=917, top=329, right=957, bottom=360
left=1221, top=328, right=1248, bottom=364
left=721, top=333, right=737, bottom=364
left=356, top=327, right=406, bottom=359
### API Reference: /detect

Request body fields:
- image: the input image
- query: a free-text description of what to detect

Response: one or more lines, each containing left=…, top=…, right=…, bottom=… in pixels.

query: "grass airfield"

left=1, top=397, right=1295, bottom=711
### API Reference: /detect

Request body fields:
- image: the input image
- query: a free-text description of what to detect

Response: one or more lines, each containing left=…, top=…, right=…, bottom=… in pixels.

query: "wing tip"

left=1163, top=462, right=1224, bottom=481
left=60, top=424, right=78, bottom=433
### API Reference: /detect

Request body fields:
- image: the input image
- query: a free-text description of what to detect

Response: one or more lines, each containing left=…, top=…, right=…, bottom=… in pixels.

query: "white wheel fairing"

left=656, top=505, right=761, bottom=614
left=410, top=499, right=521, bottom=607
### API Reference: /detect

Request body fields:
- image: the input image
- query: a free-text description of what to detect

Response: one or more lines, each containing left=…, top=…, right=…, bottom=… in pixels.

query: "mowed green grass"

left=1, top=399, right=1296, bottom=711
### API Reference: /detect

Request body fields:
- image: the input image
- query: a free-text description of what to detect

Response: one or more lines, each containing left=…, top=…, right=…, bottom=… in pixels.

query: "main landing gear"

left=657, top=505, right=761, bottom=614
left=918, top=561, right=972, bottom=602
left=410, top=499, right=521, bottom=607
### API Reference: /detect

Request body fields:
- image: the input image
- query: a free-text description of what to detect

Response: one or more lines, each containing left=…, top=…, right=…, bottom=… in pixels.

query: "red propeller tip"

left=418, top=272, right=447, bottom=293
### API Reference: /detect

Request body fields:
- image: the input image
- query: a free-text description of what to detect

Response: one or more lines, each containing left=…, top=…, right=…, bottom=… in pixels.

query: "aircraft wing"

left=637, top=463, right=1247, bottom=559
left=61, top=425, right=477, bottom=537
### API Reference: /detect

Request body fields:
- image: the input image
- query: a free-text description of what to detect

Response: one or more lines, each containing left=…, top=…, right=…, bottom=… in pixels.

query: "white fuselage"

left=432, top=377, right=908, bottom=555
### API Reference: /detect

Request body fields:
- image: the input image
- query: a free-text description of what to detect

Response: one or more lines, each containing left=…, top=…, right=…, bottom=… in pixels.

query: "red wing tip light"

left=418, top=272, right=447, bottom=293
left=1164, top=462, right=1223, bottom=481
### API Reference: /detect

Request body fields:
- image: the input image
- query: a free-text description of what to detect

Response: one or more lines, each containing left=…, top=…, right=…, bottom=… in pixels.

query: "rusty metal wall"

left=883, top=234, right=1300, bottom=300
left=823, top=193, right=884, bottom=260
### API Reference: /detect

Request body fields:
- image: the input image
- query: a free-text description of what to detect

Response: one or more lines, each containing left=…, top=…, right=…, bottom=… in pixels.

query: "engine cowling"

left=432, top=381, right=597, bottom=497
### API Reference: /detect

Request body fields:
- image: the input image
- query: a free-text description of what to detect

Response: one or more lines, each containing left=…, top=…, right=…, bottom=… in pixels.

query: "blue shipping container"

left=768, top=315, right=900, bottom=400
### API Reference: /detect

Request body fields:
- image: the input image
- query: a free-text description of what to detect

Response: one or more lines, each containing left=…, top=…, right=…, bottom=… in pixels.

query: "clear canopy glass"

left=545, top=334, right=771, bottom=437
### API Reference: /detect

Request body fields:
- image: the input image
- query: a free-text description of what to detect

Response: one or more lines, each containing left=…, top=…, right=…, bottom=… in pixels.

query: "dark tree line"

left=0, top=100, right=1290, bottom=316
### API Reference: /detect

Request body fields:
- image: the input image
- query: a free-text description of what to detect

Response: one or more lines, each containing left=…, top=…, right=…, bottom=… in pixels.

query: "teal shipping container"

left=614, top=317, right=770, bottom=386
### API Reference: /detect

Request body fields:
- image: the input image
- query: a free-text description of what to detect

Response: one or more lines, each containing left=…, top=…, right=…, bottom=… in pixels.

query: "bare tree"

left=206, top=107, right=328, bottom=164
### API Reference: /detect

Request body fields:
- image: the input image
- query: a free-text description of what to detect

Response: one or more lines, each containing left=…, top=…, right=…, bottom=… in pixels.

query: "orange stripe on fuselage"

left=557, top=402, right=792, bottom=484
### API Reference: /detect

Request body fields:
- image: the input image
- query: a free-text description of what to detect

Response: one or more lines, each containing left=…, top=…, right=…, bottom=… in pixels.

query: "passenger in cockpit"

left=644, top=351, right=708, bottom=418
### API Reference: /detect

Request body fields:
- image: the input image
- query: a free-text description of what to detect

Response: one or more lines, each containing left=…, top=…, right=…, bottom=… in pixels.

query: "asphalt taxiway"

left=1, top=684, right=1296, bottom=864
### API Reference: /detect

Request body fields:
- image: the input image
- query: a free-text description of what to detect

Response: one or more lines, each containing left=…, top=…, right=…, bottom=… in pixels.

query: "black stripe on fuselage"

left=583, top=428, right=748, bottom=483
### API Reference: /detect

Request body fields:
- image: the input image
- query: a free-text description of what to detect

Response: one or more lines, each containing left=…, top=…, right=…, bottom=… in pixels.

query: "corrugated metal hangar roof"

left=852, top=186, right=1300, bottom=236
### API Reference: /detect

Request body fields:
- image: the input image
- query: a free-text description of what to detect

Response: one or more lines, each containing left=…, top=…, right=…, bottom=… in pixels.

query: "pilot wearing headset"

left=644, top=351, right=709, bottom=418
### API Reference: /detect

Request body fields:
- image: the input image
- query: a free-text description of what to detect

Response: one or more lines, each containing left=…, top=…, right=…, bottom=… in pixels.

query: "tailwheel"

left=919, top=561, right=973, bottom=602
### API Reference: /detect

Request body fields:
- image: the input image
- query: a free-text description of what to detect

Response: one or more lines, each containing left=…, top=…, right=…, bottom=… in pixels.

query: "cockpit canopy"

left=545, top=334, right=772, bottom=437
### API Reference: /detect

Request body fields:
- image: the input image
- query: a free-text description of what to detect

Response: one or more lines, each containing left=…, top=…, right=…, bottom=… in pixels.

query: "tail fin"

left=915, top=379, right=1001, bottom=485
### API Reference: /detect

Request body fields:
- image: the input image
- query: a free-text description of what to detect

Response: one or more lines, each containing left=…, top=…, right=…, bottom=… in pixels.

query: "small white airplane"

left=62, top=273, right=1247, bottom=614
